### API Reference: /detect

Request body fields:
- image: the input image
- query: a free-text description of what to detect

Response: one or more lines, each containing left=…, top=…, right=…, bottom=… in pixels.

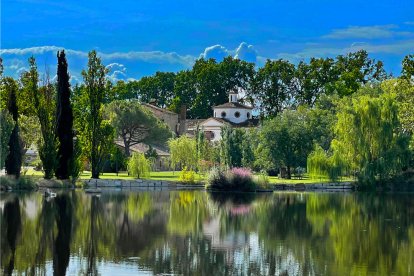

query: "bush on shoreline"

left=0, top=175, right=37, bottom=190
left=206, top=167, right=269, bottom=192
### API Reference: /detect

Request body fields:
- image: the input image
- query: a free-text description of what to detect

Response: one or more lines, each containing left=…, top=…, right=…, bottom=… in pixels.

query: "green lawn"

left=267, top=175, right=355, bottom=184
left=24, top=169, right=206, bottom=182
left=24, top=168, right=353, bottom=184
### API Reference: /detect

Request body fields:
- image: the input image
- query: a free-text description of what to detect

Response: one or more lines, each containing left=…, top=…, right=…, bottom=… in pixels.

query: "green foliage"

left=259, top=109, right=313, bottom=178
left=381, top=79, right=414, bottom=151
left=0, top=175, right=36, bottom=190
left=105, top=100, right=172, bottom=156
left=168, top=136, right=197, bottom=170
left=69, top=138, right=83, bottom=184
left=334, top=88, right=411, bottom=185
left=55, top=50, right=74, bottom=180
left=77, top=50, right=114, bottom=178
left=2, top=77, right=22, bottom=177
left=307, top=144, right=346, bottom=181
left=251, top=59, right=296, bottom=118
left=20, top=57, right=57, bottom=179
left=0, top=110, right=13, bottom=168
left=206, top=167, right=257, bottom=191
left=178, top=166, right=196, bottom=183
left=401, top=54, right=414, bottom=80
left=127, top=152, right=151, bottom=178
left=255, top=170, right=270, bottom=188
left=219, top=126, right=245, bottom=168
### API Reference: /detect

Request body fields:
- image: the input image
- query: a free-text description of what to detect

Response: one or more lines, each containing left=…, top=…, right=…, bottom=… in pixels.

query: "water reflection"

left=1, top=191, right=413, bottom=275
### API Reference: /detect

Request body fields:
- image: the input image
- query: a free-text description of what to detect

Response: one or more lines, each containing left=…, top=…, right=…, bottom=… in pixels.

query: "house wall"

left=144, top=104, right=179, bottom=134
left=213, top=108, right=251, bottom=124
left=200, top=119, right=226, bottom=142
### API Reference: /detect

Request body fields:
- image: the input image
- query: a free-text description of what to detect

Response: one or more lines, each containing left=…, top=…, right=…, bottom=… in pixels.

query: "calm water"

left=1, top=190, right=413, bottom=276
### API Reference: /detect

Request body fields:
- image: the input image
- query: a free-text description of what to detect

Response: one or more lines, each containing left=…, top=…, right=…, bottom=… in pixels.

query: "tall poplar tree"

left=80, top=50, right=114, bottom=179
left=21, top=57, right=57, bottom=179
left=55, top=50, right=74, bottom=179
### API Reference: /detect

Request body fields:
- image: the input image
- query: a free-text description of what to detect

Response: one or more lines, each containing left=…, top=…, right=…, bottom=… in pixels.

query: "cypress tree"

left=55, top=50, right=73, bottom=179
left=4, top=78, right=22, bottom=177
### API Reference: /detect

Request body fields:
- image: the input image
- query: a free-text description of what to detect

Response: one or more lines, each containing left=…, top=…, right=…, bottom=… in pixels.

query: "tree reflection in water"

left=0, top=191, right=413, bottom=275
left=1, top=197, right=21, bottom=276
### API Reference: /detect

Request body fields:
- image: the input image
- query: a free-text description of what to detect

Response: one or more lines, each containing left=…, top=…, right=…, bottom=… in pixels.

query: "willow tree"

left=168, top=136, right=197, bottom=171
left=333, top=89, right=410, bottom=185
left=307, top=144, right=346, bottom=181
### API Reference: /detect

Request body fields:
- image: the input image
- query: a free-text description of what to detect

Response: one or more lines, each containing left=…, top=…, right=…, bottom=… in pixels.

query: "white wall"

left=213, top=108, right=251, bottom=124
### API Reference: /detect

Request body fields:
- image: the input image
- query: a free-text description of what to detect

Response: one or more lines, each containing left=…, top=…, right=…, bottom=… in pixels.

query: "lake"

left=1, top=190, right=413, bottom=275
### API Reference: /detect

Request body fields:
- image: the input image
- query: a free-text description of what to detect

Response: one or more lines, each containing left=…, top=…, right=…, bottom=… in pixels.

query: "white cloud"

left=200, top=44, right=229, bottom=60
left=0, top=46, right=195, bottom=66
left=277, top=40, right=414, bottom=62
left=234, top=42, right=257, bottom=63
left=200, top=42, right=258, bottom=63
left=324, top=24, right=412, bottom=39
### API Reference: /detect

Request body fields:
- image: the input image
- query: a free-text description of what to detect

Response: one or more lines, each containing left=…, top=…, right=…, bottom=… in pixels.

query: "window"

left=221, top=111, right=226, bottom=118
left=247, top=112, right=250, bottom=119
left=234, top=111, right=240, bottom=118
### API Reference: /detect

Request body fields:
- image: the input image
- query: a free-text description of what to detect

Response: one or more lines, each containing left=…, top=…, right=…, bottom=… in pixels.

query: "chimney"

left=178, top=105, right=187, bottom=135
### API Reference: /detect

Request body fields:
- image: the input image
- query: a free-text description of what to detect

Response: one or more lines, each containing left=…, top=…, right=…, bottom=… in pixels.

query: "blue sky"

left=1, top=0, right=413, bottom=83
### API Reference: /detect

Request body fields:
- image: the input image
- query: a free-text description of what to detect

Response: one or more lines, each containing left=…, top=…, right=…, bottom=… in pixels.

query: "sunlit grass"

left=24, top=168, right=354, bottom=184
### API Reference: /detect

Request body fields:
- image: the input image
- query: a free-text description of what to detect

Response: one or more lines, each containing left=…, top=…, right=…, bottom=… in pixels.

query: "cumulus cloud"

left=200, top=42, right=258, bottom=63
left=200, top=44, right=229, bottom=60
left=106, top=63, right=128, bottom=82
left=234, top=42, right=257, bottom=63
left=323, top=24, right=413, bottom=39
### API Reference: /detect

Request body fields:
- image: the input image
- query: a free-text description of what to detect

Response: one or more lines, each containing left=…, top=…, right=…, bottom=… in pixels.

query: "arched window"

left=221, top=111, right=226, bottom=118
left=247, top=112, right=251, bottom=119
left=234, top=111, right=240, bottom=118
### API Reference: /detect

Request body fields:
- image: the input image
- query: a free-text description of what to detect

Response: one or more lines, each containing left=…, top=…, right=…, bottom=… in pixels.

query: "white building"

left=187, top=92, right=258, bottom=142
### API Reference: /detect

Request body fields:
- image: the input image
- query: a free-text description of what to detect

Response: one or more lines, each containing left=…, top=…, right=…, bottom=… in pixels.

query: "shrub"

left=179, top=166, right=196, bottom=184
left=0, top=175, right=37, bottom=190
left=256, top=170, right=270, bottom=188
left=128, top=152, right=151, bottom=178
left=206, top=167, right=256, bottom=192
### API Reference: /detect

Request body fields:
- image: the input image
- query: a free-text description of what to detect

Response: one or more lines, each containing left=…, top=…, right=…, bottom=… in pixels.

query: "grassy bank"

left=24, top=168, right=354, bottom=184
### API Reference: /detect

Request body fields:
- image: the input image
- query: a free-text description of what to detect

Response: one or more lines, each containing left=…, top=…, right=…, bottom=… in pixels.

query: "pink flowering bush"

left=206, top=167, right=256, bottom=191
left=231, top=167, right=252, bottom=178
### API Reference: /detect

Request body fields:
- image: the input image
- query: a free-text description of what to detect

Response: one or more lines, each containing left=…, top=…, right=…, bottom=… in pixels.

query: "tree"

left=307, top=144, right=346, bottom=181
left=251, top=59, right=296, bottom=118
left=259, top=109, right=313, bottom=178
left=3, top=77, right=22, bottom=177
left=128, top=152, right=151, bottom=178
left=295, top=57, right=337, bottom=106
left=333, top=88, right=411, bottom=185
left=0, top=110, right=13, bottom=168
left=134, top=72, right=176, bottom=108
left=105, top=100, right=172, bottom=157
left=55, top=50, right=74, bottom=179
left=169, top=70, right=196, bottom=115
left=168, top=136, right=197, bottom=170
left=333, top=50, right=387, bottom=97
left=79, top=50, right=114, bottom=179
left=401, top=54, right=414, bottom=81
left=219, top=125, right=244, bottom=168
left=21, top=57, right=57, bottom=179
